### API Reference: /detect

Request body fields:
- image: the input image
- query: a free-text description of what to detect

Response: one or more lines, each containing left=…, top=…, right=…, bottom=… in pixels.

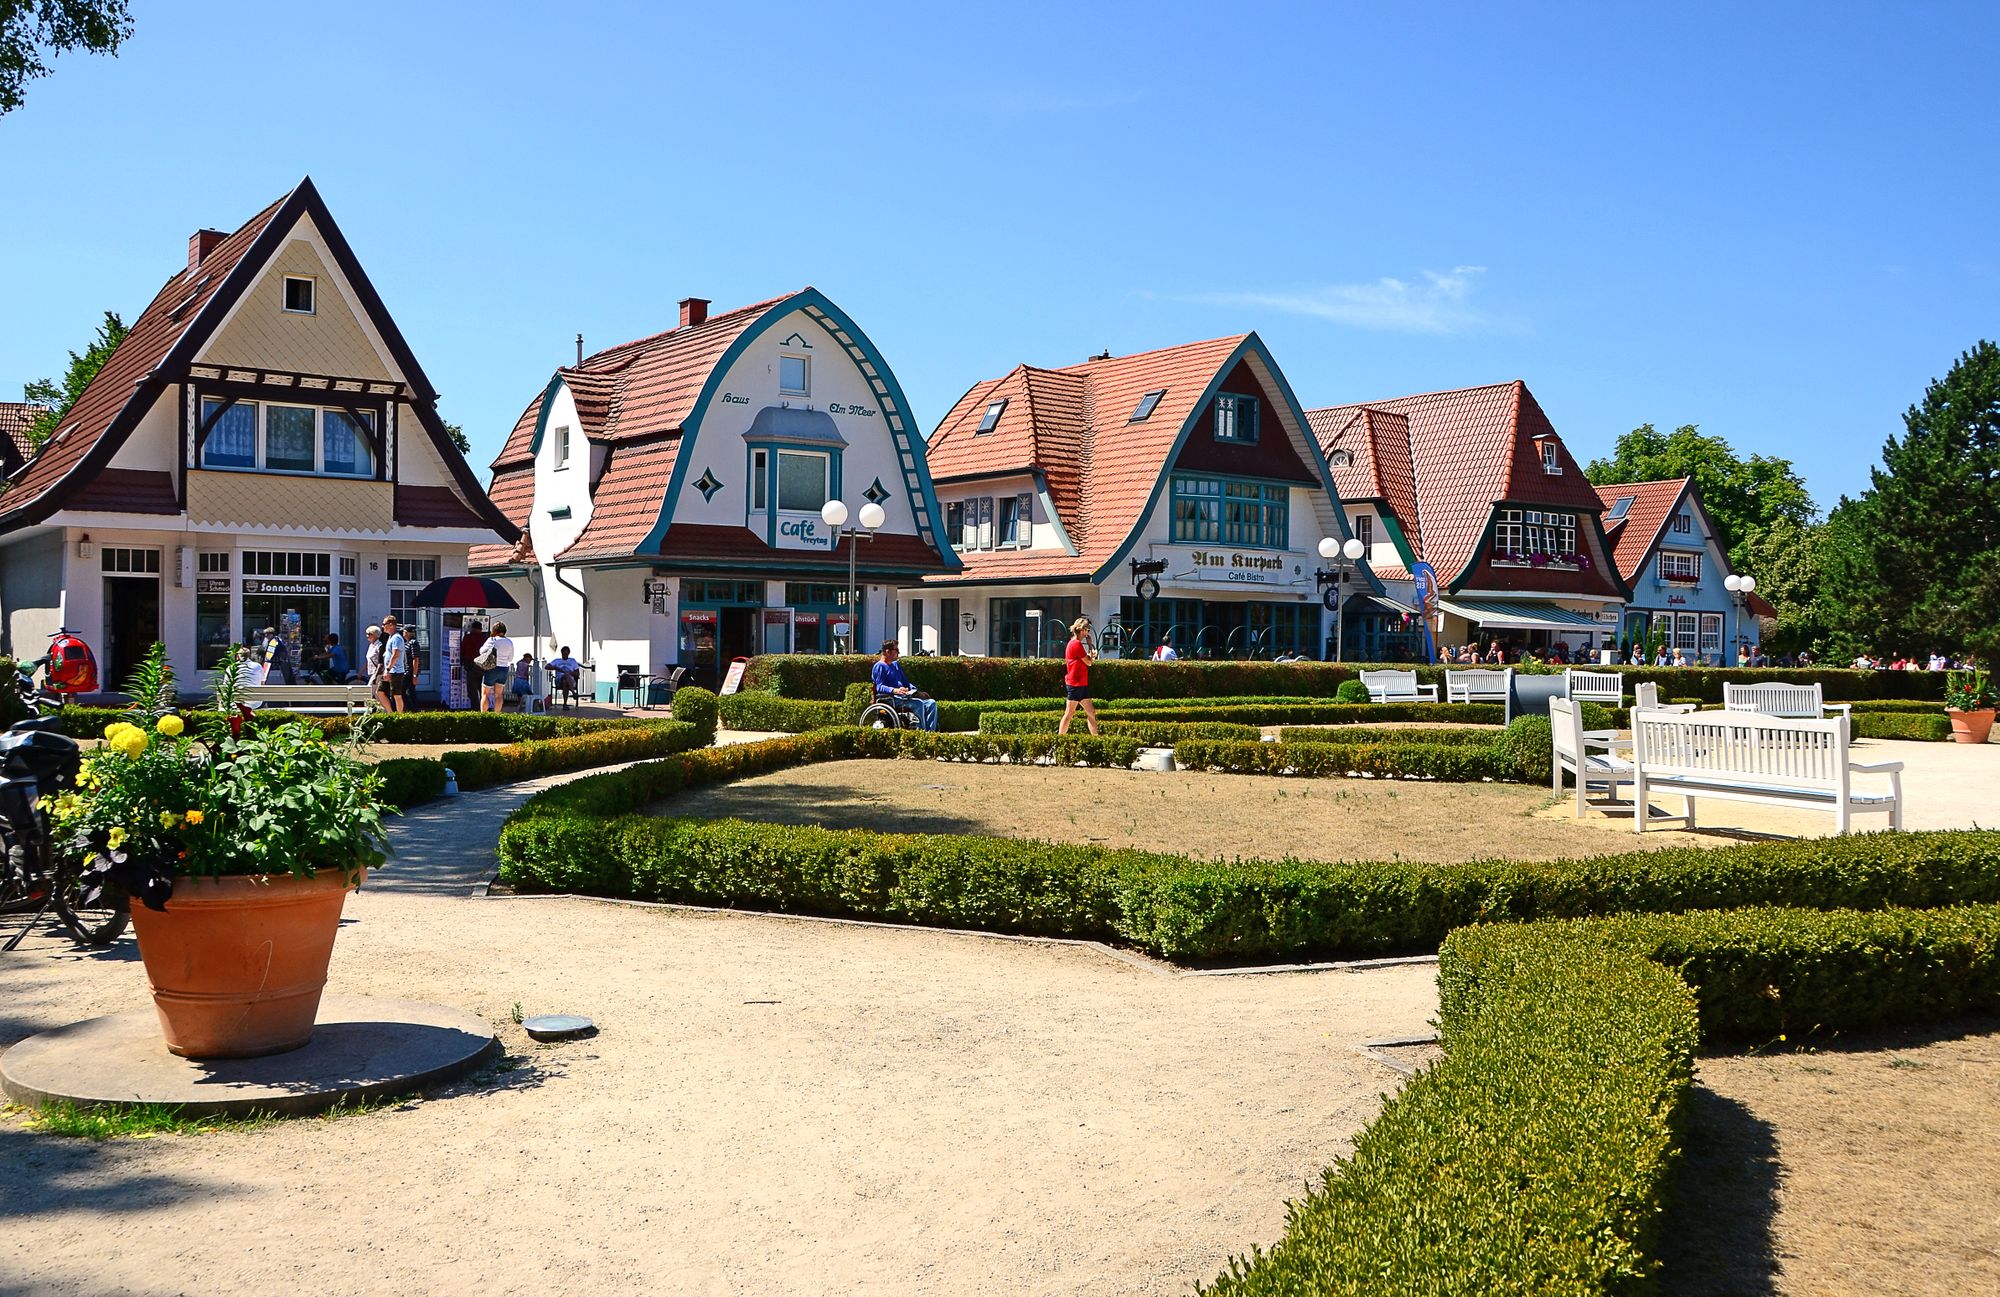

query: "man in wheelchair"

left=866, top=640, right=939, bottom=731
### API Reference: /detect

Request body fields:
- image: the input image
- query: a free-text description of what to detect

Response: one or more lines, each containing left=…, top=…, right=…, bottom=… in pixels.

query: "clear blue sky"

left=4, top=2, right=1995, bottom=509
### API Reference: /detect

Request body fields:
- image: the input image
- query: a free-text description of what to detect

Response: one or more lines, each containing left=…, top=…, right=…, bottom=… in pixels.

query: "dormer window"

left=779, top=354, right=810, bottom=397
left=1673, top=512, right=1692, bottom=534
left=283, top=276, right=315, bottom=315
left=1328, top=449, right=1353, bottom=468
left=1540, top=440, right=1562, bottom=474
left=977, top=399, right=1006, bottom=433
left=1215, top=393, right=1259, bottom=443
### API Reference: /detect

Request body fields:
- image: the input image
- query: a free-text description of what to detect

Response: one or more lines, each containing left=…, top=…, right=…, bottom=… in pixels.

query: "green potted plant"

left=1944, top=669, right=1997, bottom=744
left=48, top=645, right=390, bottom=1058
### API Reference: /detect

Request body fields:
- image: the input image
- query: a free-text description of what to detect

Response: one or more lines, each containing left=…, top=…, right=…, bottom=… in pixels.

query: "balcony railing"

left=1490, top=548, right=1589, bottom=571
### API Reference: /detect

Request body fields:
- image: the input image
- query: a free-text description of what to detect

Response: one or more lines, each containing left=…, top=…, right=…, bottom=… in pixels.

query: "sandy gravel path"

left=1, top=884, right=1436, bottom=1296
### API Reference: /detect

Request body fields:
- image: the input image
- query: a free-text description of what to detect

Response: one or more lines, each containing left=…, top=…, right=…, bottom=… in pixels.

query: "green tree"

left=0, top=0, right=133, bottom=114
left=22, top=309, right=127, bottom=448
left=1740, top=516, right=1830, bottom=656
left=442, top=421, right=471, bottom=454
left=1584, top=423, right=1815, bottom=569
left=1822, top=341, right=2000, bottom=661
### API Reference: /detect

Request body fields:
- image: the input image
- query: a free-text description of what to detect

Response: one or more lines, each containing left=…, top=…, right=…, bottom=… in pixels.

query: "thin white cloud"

left=1203, top=266, right=1507, bottom=335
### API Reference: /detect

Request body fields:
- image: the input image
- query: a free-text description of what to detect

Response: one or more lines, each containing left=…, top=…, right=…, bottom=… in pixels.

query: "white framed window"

left=776, top=450, right=828, bottom=512
left=282, top=276, right=316, bottom=314
left=1675, top=612, right=1699, bottom=652
left=1494, top=508, right=1523, bottom=559
left=101, top=547, right=161, bottom=574
left=751, top=449, right=768, bottom=509
left=1673, top=513, right=1692, bottom=534
left=1215, top=393, right=1259, bottom=443
left=199, top=398, right=374, bottom=477
left=1356, top=514, right=1374, bottom=547
left=778, top=354, right=810, bottom=397
left=244, top=551, right=332, bottom=577
left=1698, top=614, right=1722, bottom=657
left=197, top=551, right=230, bottom=573
left=1540, top=441, right=1562, bottom=474
left=946, top=500, right=967, bottom=549
left=1659, top=551, right=1702, bottom=582
left=999, top=493, right=1032, bottom=548
left=977, top=399, right=1006, bottom=433
left=553, top=424, right=571, bottom=469
left=386, top=556, right=437, bottom=584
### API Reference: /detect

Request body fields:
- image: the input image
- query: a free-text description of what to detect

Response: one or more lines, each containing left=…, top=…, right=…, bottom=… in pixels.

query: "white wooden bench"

left=239, top=683, right=376, bottom=716
left=1446, top=667, right=1512, bottom=704
left=1633, top=682, right=1696, bottom=714
left=1722, top=681, right=1852, bottom=722
left=1550, top=696, right=1635, bottom=816
left=1629, top=708, right=1902, bottom=835
left=1564, top=668, right=1625, bottom=708
left=1359, top=669, right=1439, bottom=704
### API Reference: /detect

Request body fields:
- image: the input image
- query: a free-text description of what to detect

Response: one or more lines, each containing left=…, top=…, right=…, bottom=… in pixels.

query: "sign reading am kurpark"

left=1149, top=544, right=1308, bottom=588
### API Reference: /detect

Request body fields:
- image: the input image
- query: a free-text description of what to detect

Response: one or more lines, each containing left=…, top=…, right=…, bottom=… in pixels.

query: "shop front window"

left=988, top=597, right=1081, bottom=659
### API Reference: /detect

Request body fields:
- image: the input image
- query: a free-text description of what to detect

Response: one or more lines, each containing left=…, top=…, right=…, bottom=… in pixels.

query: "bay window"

left=1171, top=476, right=1288, bottom=548
left=776, top=450, right=828, bottom=512
left=198, top=397, right=375, bottom=477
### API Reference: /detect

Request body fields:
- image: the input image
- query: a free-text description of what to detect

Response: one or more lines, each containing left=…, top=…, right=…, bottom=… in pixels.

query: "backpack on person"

left=44, top=630, right=99, bottom=694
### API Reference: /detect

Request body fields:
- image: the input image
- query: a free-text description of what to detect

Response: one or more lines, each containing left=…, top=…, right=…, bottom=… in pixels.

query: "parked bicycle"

left=0, top=652, right=127, bottom=950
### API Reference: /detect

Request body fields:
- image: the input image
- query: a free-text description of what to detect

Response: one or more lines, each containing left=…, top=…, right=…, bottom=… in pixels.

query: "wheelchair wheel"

left=858, top=701, right=905, bottom=731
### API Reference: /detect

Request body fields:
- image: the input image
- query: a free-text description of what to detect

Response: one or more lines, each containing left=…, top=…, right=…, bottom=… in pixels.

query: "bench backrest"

left=1549, top=696, right=1587, bottom=767
left=1360, top=669, right=1424, bottom=701
left=1723, top=681, right=1824, bottom=718
left=1446, top=668, right=1511, bottom=702
left=1631, top=708, right=1850, bottom=791
left=1565, top=668, right=1625, bottom=705
left=1634, top=681, right=1665, bottom=711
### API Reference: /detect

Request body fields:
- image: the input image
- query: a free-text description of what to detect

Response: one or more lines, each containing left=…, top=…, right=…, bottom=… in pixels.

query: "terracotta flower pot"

left=127, top=867, right=364, bottom=1059
left=1947, top=708, right=1996, bottom=745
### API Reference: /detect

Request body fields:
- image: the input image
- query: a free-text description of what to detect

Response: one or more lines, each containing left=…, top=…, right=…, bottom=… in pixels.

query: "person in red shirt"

left=1057, top=615, right=1100, bottom=736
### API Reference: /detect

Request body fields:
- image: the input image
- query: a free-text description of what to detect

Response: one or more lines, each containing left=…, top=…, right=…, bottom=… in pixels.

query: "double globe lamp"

left=821, top=498, right=887, bottom=651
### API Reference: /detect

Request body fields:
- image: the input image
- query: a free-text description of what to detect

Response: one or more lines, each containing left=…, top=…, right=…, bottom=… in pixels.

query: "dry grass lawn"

left=1661, top=1018, right=2000, bottom=1295
left=654, top=760, right=1722, bottom=862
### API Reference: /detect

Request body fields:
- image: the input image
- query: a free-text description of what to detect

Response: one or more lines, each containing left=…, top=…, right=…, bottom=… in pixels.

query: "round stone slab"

left=522, top=1014, right=595, bottom=1042
left=0, top=995, right=499, bottom=1118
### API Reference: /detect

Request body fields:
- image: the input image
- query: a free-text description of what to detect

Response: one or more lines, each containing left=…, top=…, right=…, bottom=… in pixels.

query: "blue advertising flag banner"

left=1410, top=562, right=1439, bottom=663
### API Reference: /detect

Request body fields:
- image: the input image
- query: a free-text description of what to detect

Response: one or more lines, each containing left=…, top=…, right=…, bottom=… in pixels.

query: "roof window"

left=1328, top=449, right=1353, bottom=468
left=1129, top=389, right=1165, bottom=422
left=1607, top=495, right=1635, bottom=521
left=1540, top=440, right=1562, bottom=474
left=976, top=399, right=1006, bottom=433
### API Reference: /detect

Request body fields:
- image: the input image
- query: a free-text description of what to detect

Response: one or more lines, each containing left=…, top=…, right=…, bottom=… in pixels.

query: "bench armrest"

left=1419, top=685, right=1440, bottom=703
left=1824, top=704, right=1853, bottom=718
left=1850, top=759, right=1904, bottom=774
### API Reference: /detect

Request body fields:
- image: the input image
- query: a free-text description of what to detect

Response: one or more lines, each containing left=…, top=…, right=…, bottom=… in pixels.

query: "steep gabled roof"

left=1307, top=380, right=1603, bottom=584
left=1593, top=477, right=1693, bottom=584
left=0, top=402, right=48, bottom=470
left=1320, top=407, right=1422, bottom=570
left=924, top=335, right=1272, bottom=581
left=0, top=178, right=515, bottom=540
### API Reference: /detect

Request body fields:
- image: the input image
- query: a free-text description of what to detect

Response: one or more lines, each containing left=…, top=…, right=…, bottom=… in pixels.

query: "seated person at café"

left=547, top=646, right=582, bottom=697
left=871, top=640, right=939, bottom=731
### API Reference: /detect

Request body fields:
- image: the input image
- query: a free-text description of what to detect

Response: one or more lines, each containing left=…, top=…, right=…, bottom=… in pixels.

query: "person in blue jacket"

left=871, top=641, right=939, bottom=731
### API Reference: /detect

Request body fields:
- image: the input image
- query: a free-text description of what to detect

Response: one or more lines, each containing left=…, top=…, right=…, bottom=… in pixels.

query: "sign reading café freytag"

left=1149, top=544, right=1308, bottom=588
left=773, top=511, right=840, bottom=552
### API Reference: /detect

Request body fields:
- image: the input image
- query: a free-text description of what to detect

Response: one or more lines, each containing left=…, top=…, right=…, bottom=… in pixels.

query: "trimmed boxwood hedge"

left=56, top=702, right=654, bottom=745
left=1174, top=737, right=1515, bottom=782
left=377, top=721, right=707, bottom=809
left=979, top=714, right=1264, bottom=744
left=1208, top=904, right=2000, bottom=1293
left=1275, top=725, right=1506, bottom=747
left=718, top=691, right=848, bottom=732
left=1852, top=711, right=1953, bottom=741
left=743, top=652, right=1946, bottom=703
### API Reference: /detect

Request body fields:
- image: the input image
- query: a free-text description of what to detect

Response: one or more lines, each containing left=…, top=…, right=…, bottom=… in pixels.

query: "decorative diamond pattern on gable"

left=694, top=467, right=723, bottom=501
left=862, top=477, right=890, bottom=506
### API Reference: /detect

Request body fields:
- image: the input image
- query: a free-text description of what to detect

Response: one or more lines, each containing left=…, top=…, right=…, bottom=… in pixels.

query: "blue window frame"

left=1170, top=475, right=1289, bottom=549
left=1214, top=393, right=1259, bottom=443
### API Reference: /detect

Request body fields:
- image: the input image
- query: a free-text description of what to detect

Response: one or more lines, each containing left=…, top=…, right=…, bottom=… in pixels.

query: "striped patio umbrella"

left=406, top=575, right=519, bottom=610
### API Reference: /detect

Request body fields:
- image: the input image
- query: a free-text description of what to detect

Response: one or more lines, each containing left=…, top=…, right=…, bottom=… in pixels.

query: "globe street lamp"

left=1316, top=535, right=1368, bottom=661
left=822, top=499, right=885, bottom=652
left=1723, top=573, right=1757, bottom=664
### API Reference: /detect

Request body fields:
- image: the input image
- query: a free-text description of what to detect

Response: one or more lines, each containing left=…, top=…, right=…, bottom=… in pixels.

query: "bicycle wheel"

left=52, top=847, right=128, bottom=947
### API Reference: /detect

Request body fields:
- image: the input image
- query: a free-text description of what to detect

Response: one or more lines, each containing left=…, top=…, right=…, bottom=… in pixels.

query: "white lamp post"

left=822, top=499, right=885, bottom=652
left=1724, top=573, right=1757, bottom=663
left=1317, top=535, right=1368, bottom=661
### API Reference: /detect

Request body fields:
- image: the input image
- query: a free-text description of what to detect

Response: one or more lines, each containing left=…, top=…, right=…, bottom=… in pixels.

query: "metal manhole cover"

left=522, top=1014, right=596, bottom=1041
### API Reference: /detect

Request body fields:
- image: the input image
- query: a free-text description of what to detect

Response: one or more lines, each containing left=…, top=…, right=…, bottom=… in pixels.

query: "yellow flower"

left=107, top=827, right=127, bottom=851
left=184, top=809, right=204, bottom=826
left=156, top=714, right=185, bottom=738
left=160, top=810, right=179, bottom=830
left=103, top=721, right=129, bottom=740
left=108, top=728, right=148, bottom=758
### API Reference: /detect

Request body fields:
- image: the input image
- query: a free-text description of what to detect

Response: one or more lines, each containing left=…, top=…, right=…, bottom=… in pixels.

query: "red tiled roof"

left=469, top=467, right=537, bottom=568
left=0, top=195, right=287, bottom=524
left=1307, top=381, right=1605, bottom=585
left=554, top=439, right=680, bottom=562
left=0, top=402, right=46, bottom=465
left=489, top=296, right=789, bottom=473
left=68, top=468, right=179, bottom=514
left=394, top=484, right=487, bottom=529
left=1322, top=407, right=1424, bottom=562
left=924, top=335, right=1259, bottom=582
left=1592, top=478, right=1691, bottom=584
left=659, top=523, right=945, bottom=576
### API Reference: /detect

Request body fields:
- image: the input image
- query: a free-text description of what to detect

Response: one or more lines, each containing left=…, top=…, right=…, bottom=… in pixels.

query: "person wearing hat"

left=259, top=625, right=297, bottom=685
left=1057, top=615, right=1099, bottom=736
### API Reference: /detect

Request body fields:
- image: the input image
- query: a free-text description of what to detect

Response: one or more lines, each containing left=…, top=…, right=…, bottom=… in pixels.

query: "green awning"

left=1437, top=597, right=1607, bottom=632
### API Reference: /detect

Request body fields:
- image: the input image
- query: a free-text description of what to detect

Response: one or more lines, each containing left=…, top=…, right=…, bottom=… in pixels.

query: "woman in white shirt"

left=480, top=620, right=516, bottom=713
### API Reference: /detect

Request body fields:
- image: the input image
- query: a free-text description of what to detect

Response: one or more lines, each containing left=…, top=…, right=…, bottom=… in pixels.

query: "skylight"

left=1129, top=389, right=1166, bottom=422
left=1607, top=495, right=1635, bottom=521
left=976, top=399, right=1006, bottom=433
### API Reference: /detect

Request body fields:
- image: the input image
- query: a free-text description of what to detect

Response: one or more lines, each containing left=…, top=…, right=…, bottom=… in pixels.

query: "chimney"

left=679, top=297, right=710, bottom=328
left=188, top=228, right=228, bottom=270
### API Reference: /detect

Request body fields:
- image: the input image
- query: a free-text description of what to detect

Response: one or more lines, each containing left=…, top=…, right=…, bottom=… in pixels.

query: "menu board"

left=720, top=658, right=749, bottom=696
